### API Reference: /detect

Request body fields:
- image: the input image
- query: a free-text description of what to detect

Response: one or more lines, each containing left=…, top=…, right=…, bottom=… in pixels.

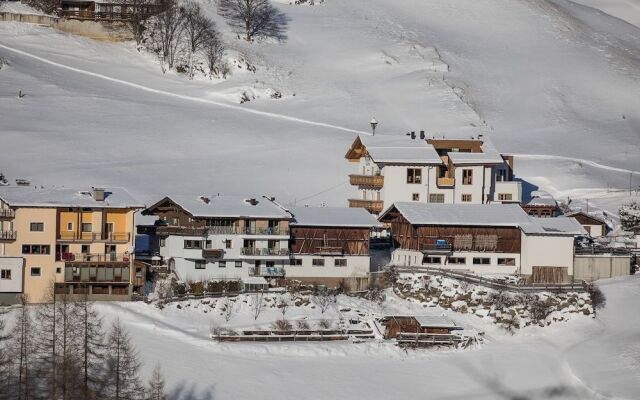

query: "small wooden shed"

left=382, top=315, right=462, bottom=339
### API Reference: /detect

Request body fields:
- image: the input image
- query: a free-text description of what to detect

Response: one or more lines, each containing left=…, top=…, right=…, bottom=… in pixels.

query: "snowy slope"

left=85, top=275, right=640, bottom=400
left=0, top=0, right=639, bottom=213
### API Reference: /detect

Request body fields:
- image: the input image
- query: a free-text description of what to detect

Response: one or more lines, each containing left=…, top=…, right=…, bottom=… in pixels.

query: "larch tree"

left=145, top=364, right=167, bottom=400
left=75, top=291, right=106, bottom=400
left=216, top=0, right=288, bottom=42
left=55, top=294, right=83, bottom=400
left=101, top=319, right=144, bottom=400
left=11, top=295, right=36, bottom=400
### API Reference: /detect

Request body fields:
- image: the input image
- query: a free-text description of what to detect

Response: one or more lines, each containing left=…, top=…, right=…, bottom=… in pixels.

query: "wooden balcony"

left=437, top=177, right=455, bottom=187
left=316, top=246, right=344, bottom=256
left=58, top=253, right=130, bottom=263
left=348, top=199, right=384, bottom=214
left=0, top=230, right=16, bottom=242
left=64, top=264, right=131, bottom=284
left=241, top=248, right=290, bottom=257
left=349, top=174, right=384, bottom=189
left=420, top=243, right=453, bottom=254
left=0, top=209, right=15, bottom=219
left=202, top=248, right=224, bottom=258
left=57, top=232, right=131, bottom=242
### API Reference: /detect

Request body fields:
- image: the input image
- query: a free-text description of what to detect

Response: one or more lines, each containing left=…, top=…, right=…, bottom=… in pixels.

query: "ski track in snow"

left=514, top=153, right=640, bottom=175
left=0, top=43, right=370, bottom=136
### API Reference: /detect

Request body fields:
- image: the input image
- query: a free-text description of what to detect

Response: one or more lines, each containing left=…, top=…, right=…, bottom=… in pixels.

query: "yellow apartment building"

left=0, top=186, right=144, bottom=304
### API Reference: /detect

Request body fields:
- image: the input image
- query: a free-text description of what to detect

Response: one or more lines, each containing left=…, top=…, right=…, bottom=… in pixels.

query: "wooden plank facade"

left=289, top=226, right=370, bottom=255
left=381, top=208, right=521, bottom=253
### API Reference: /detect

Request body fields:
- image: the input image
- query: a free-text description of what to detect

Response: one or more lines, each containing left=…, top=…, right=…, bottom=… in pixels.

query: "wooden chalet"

left=564, top=211, right=608, bottom=237
left=59, top=0, right=168, bottom=22
left=382, top=315, right=464, bottom=346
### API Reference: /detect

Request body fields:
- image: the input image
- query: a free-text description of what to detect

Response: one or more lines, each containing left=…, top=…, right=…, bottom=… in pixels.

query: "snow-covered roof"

left=289, top=206, right=382, bottom=228
left=156, top=195, right=290, bottom=219
left=428, top=135, right=505, bottom=165
left=414, top=316, right=459, bottom=329
left=526, top=197, right=557, bottom=207
left=358, top=135, right=442, bottom=165
left=521, top=217, right=587, bottom=235
left=564, top=210, right=606, bottom=225
left=384, top=203, right=531, bottom=227
left=0, top=186, right=144, bottom=209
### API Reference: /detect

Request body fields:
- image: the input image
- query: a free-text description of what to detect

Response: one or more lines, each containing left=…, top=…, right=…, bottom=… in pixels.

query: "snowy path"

left=0, top=43, right=368, bottom=136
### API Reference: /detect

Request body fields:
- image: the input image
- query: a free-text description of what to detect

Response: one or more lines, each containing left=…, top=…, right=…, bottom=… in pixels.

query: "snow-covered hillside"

left=0, top=0, right=638, bottom=214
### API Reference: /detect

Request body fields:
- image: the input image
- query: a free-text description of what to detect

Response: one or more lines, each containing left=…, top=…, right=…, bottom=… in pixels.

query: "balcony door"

left=104, top=222, right=114, bottom=240
left=106, top=245, right=117, bottom=261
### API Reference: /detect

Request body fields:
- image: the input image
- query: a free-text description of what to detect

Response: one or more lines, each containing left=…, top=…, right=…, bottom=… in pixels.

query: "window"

left=498, top=258, right=516, bottom=266
left=334, top=259, right=347, bottom=267
left=473, top=257, right=491, bottom=265
left=205, top=240, right=212, bottom=249
left=81, top=223, right=92, bottom=233
left=412, top=193, right=420, bottom=201
left=235, top=261, right=242, bottom=268
left=541, top=209, right=552, bottom=217
left=21, top=245, right=51, bottom=255
left=218, top=261, right=226, bottom=268
left=429, top=193, right=445, bottom=203
left=184, top=240, right=202, bottom=249
left=67, top=222, right=73, bottom=231
left=461, top=194, right=472, bottom=202
left=447, top=257, right=466, bottom=264
left=0, top=269, right=11, bottom=280
left=423, top=256, right=442, bottom=264
left=195, top=260, right=206, bottom=269
left=81, top=245, right=89, bottom=254
left=292, top=259, right=303, bottom=266
left=496, top=169, right=508, bottom=182
left=56, top=267, right=61, bottom=274
left=30, top=222, right=44, bottom=232
left=407, top=168, right=422, bottom=184
left=225, top=240, right=232, bottom=249
left=159, top=238, right=166, bottom=247
left=312, top=259, right=325, bottom=267
left=30, top=267, right=41, bottom=276
left=498, top=193, right=512, bottom=201
left=462, top=169, right=473, bottom=185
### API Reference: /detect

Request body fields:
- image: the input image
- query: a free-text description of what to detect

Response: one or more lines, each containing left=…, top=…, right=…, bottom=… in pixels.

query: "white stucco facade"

left=286, top=255, right=370, bottom=279
left=0, top=256, right=24, bottom=294
left=391, top=249, right=520, bottom=275
left=520, top=233, right=575, bottom=276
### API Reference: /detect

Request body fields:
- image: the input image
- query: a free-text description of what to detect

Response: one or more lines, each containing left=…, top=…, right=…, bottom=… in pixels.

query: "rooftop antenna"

left=370, top=118, right=378, bottom=136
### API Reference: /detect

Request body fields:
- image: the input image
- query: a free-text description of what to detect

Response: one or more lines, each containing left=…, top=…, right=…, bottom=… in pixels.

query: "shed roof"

left=414, top=315, right=459, bottom=329
left=0, top=186, right=143, bottom=209
left=289, top=206, right=382, bottom=228
left=521, top=216, right=587, bottom=235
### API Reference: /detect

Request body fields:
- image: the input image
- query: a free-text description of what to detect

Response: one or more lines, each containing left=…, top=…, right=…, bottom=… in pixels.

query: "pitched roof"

left=526, top=196, right=558, bottom=207
left=0, top=186, right=143, bottom=209
left=382, top=202, right=531, bottom=227
left=146, top=195, right=290, bottom=219
left=289, top=206, right=382, bottom=228
left=350, top=135, right=442, bottom=165
left=564, top=210, right=606, bottom=225
left=414, top=315, right=459, bottom=329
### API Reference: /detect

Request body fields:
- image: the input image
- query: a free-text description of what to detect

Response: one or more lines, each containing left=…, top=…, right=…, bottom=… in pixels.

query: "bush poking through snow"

left=619, top=200, right=640, bottom=231
left=271, top=319, right=293, bottom=332
left=221, top=297, right=236, bottom=322
left=317, top=319, right=332, bottom=330
left=586, top=283, right=606, bottom=317
left=365, top=285, right=386, bottom=306
left=296, top=320, right=310, bottom=330
left=313, top=287, right=335, bottom=314
left=277, top=294, right=291, bottom=317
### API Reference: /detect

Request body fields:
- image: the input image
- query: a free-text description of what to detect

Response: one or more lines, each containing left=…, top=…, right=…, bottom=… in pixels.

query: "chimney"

left=419, top=130, right=425, bottom=140
left=246, top=198, right=259, bottom=206
left=200, top=196, right=210, bottom=204
left=410, top=131, right=416, bottom=140
left=92, top=187, right=105, bottom=201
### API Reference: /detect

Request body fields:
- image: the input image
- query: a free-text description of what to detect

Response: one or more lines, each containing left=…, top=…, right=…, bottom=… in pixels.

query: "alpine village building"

left=0, top=186, right=143, bottom=304
left=379, top=203, right=586, bottom=283
left=345, top=133, right=522, bottom=215
left=138, top=196, right=381, bottom=290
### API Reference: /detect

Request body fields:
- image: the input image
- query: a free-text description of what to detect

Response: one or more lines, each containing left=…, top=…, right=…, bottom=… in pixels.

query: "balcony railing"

left=58, top=253, right=130, bottom=263
left=421, top=243, right=453, bottom=254
left=64, top=264, right=131, bottom=283
left=154, top=225, right=289, bottom=236
left=0, top=231, right=16, bottom=241
left=436, top=177, right=455, bottom=187
left=241, top=248, right=290, bottom=257
left=250, top=266, right=286, bottom=277
left=349, top=174, right=384, bottom=188
left=348, top=199, right=384, bottom=214
left=0, top=209, right=15, bottom=219
left=57, top=232, right=131, bottom=242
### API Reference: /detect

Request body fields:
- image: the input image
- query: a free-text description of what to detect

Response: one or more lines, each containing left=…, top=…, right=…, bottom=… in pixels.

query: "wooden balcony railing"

left=420, top=243, right=453, bottom=254
left=241, top=248, right=289, bottom=257
left=64, top=264, right=131, bottom=284
left=0, top=209, right=15, bottom=219
left=0, top=231, right=16, bottom=241
left=349, top=174, right=384, bottom=188
left=437, top=177, right=455, bottom=187
left=202, top=248, right=224, bottom=258
left=316, top=246, right=344, bottom=255
left=348, top=199, right=384, bottom=214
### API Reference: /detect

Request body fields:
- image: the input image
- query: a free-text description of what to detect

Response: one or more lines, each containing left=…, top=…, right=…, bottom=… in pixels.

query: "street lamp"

left=370, top=118, right=378, bottom=136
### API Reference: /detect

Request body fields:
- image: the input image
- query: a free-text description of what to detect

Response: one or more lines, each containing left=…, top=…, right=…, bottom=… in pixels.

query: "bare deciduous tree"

left=221, top=297, right=236, bottom=322
left=313, top=287, right=335, bottom=314
left=119, top=0, right=157, bottom=46
left=276, top=294, right=290, bottom=318
left=216, top=0, right=288, bottom=42
left=181, top=1, right=217, bottom=79
left=23, top=0, right=58, bottom=15
left=11, top=295, right=36, bottom=400
left=149, top=0, right=184, bottom=72
left=75, top=292, right=105, bottom=400
left=251, top=292, right=264, bottom=320
left=203, top=29, right=228, bottom=78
